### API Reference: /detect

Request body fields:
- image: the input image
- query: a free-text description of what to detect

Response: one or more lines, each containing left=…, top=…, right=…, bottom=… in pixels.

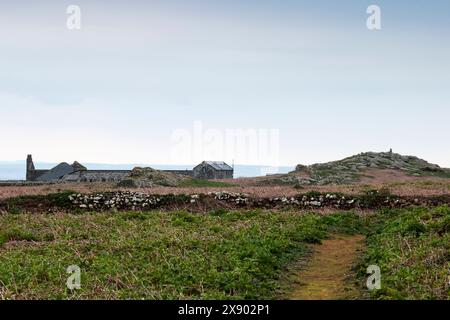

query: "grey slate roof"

left=204, top=161, right=233, bottom=171
left=36, top=162, right=75, bottom=181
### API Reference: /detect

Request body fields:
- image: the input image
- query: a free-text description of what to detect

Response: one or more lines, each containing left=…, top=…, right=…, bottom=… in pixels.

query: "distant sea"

left=0, top=161, right=294, bottom=181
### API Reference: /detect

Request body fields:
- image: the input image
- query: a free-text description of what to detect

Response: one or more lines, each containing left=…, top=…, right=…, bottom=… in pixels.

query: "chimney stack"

left=26, top=154, right=35, bottom=181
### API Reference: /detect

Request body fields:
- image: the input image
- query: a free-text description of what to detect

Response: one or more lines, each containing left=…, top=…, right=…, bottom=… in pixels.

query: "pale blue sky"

left=0, top=1, right=449, bottom=167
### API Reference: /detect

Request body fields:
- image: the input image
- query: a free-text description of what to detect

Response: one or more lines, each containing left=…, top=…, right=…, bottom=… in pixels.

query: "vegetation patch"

left=0, top=191, right=75, bottom=212
left=0, top=204, right=448, bottom=299
left=179, top=179, right=235, bottom=188
left=0, top=210, right=338, bottom=299
left=0, top=229, right=39, bottom=245
left=360, top=205, right=450, bottom=300
left=116, top=179, right=138, bottom=188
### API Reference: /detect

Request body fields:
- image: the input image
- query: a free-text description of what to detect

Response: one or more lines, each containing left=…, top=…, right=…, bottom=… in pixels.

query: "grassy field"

left=178, top=179, right=235, bottom=188
left=0, top=204, right=448, bottom=300
left=0, top=209, right=351, bottom=299
left=361, top=205, right=450, bottom=300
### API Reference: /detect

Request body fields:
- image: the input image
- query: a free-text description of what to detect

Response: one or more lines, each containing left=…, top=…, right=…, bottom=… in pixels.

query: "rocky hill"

left=275, top=152, right=450, bottom=186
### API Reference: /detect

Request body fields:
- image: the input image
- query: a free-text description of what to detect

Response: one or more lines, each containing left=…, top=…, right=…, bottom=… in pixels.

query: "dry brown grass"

left=0, top=183, right=115, bottom=200
left=0, top=173, right=449, bottom=201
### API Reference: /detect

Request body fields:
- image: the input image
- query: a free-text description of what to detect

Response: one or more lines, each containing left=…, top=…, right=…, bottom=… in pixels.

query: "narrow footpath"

left=290, top=234, right=365, bottom=300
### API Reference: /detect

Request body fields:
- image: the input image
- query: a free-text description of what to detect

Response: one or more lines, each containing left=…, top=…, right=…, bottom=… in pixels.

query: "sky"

left=0, top=0, right=449, bottom=168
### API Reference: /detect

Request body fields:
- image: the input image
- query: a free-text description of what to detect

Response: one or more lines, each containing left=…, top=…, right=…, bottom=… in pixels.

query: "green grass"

left=4, top=191, right=75, bottom=209
left=0, top=209, right=351, bottom=299
left=0, top=204, right=448, bottom=300
left=361, top=205, right=450, bottom=300
left=179, top=179, right=235, bottom=188
left=429, top=170, right=450, bottom=179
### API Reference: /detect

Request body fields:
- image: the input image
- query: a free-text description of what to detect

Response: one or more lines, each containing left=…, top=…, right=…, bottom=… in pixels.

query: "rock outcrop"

left=119, top=167, right=191, bottom=187
left=284, top=152, right=450, bottom=186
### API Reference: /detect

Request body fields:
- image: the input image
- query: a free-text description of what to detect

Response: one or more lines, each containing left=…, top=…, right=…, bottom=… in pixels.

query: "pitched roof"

left=71, top=161, right=87, bottom=172
left=36, top=162, right=75, bottom=181
left=204, top=161, right=233, bottom=171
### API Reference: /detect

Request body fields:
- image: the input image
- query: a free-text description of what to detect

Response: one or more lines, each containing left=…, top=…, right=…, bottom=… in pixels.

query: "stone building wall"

left=28, top=169, right=50, bottom=181
left=192, top=166, right=233, bottom=180
left=62, top=170, right=131, bottom=183
left=26, top=155, right=50, bottom=181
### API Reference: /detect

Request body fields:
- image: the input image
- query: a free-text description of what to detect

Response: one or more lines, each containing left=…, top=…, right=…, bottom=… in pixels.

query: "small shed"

left=193, top=161, right=233, bottom=180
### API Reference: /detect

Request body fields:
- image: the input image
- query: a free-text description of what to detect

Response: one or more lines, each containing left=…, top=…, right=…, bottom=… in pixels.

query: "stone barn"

left=26, top=155, right=130, bottom=182
left=26, top=155, right=233, bottom=182
left=192, top=161, right=234, bottom=180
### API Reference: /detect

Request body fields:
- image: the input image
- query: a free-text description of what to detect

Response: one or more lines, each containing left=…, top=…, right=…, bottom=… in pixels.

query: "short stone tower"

left=26, top=154, right=35, bottom=181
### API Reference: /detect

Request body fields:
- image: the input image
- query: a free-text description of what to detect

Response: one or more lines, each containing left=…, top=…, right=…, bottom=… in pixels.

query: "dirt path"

left=290, top=234, right=365, bottom=300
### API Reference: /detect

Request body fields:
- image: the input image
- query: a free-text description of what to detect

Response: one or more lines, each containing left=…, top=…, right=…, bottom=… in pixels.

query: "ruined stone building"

left=26, top=155, right=233, bottom=182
